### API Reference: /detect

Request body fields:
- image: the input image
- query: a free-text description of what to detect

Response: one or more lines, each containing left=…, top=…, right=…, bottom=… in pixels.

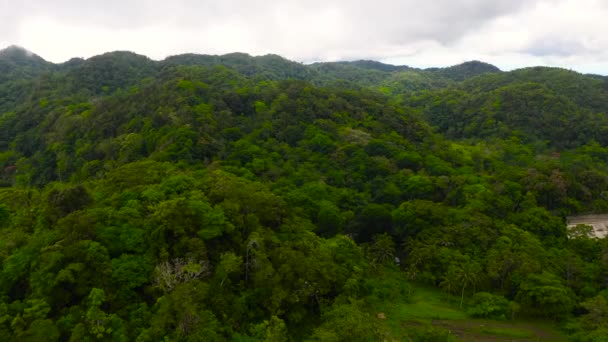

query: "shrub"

left=467, top=292, right=510, bottom=319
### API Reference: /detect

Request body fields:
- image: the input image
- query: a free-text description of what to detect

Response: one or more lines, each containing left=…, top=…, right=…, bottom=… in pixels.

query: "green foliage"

left=311, top=301, right=379, bottom=341
left=248, top=316, right=288, bottom=342
left=368, top=233, right=396, bottom=265
left=46, top=184, right=92, bottom=219
left=365, top=269, right=412, bottom=303
left=316, top=200, right=343, bottom=236
left=580, top=295, right=608, bottom=330
left=467, top=292, right=511, bottom=319
left=0, top=47, right=606, bottom=340
left=354, top=203, right=392, bottom=241
left=516, top=272, right=575, bottom=319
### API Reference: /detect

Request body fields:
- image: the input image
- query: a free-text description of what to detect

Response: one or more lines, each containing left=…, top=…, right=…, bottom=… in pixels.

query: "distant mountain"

left=162, top=52, right=315, bottom=80
left=428, top=60, right=501, bottom=81
left=0, top=45, right=48, bottom=66
left=0, top=45, right=52, bottom=83
left=65, top=51, right=157, bottom=94
left=58, top=57, right=86, bottom=69
left=461, top=66, right=608, bottom=112
left=0, top=45, right=506, bottom=95
left=2, top=44, right=603, bottom=153
left=336, top=60, right=412, bottom=72
left=412, top=66, right=608, bottom=148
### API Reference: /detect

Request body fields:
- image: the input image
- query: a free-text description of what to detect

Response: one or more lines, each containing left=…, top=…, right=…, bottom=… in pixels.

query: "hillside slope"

left=0, top=47, right=607, bottom=341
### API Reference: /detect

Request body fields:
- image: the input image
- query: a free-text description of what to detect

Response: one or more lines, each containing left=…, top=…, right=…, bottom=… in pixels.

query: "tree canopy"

left=1, top=45, right=607, bottom=340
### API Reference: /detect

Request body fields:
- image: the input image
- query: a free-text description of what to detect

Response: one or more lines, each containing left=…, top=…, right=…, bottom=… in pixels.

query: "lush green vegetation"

left=375, top=282, right=569, bottom=341
left=1, top=45, right=608, bottom=341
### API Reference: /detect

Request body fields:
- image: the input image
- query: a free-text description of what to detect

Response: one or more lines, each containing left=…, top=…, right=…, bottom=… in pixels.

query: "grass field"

left=372, top=284, right=570, bottom=341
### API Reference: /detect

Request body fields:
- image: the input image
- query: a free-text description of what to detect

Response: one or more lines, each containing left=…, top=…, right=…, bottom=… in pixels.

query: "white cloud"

left=1, top=0, right=607, bottom=74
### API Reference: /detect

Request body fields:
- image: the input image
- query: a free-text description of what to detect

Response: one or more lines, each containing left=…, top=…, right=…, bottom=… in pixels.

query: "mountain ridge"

left=0, top=44, right=499, bottom=75
left=4, top=44, right=606, bottom=78
left=1, top=42, right=608, bottom=341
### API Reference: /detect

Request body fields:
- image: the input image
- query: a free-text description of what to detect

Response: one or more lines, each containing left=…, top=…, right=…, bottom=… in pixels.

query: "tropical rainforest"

left=1, top=44, right=608, bottom=341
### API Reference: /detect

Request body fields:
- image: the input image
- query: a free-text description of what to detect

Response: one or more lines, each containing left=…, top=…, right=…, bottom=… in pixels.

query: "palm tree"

left=441, top=260, right=482, bottom=308
left=439, top=266, right=459, bottom=298
left=456, top=261, right=481, bottom=308
left=369, top=233, right=395, bottom=265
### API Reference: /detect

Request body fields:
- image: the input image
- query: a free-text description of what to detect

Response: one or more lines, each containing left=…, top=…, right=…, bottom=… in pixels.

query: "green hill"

left=0, top=47, right=607, bottom=341
left=428, top=60, right=502, bottom=81
left=410, top=67, right=608, bottom=149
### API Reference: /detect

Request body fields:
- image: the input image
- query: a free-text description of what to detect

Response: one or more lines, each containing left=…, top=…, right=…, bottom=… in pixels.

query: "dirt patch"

left=401, top=320, right=424, bottom=327
left=432, top=319, right=565, bottom=342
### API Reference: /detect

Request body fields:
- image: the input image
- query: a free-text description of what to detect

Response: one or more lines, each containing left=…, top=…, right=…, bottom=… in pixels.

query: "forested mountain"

left=410, top=67, right=608, bottom=149
left=333, top=60, right=412, bottom=72
left=426, top=60, right=501, bottom=81
left=0, top=46, right=52, bottom=83
left=1, top=45, right=608, bottom=341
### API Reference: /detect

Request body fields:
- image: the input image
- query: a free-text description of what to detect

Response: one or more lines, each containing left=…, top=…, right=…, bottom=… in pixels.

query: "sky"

left=1, top=0, right=607, bottom=74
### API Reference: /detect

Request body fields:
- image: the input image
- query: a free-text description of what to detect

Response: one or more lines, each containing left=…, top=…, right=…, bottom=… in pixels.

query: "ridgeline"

left=1, top=45, right=607, bottom=341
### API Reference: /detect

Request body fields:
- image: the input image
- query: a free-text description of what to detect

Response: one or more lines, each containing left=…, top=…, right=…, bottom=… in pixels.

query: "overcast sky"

left=1, top=0, right=607, bottom=74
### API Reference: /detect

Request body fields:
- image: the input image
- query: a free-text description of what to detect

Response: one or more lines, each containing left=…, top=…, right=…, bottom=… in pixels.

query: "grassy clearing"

left=373, top=284, right=569, bottom=341
left=384, top=286, right=467, bottom=321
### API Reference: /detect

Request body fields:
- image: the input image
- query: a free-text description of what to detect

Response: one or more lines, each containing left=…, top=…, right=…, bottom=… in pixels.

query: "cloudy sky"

left=1, top=0, right=607, bottom=74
